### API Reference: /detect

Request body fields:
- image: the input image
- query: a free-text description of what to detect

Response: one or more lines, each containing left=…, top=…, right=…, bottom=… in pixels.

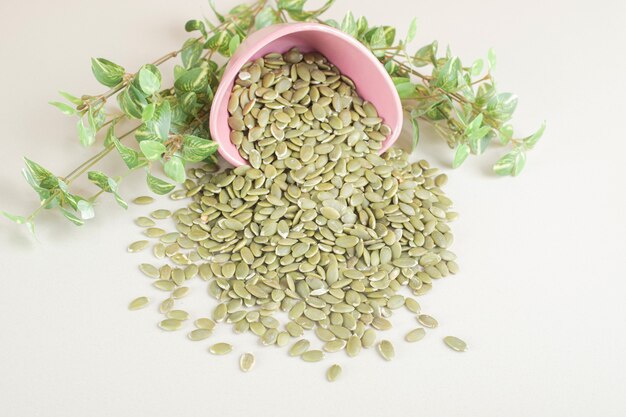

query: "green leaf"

left=493, top=148, right=526, bottom=176
left=471, top=58, right=484, bottom=77
left=117, top=89, right=144, bottom=119
left=341, top=11, right=357, bottom=36
left=255, top=6, right=280, bottom=29
left=2, top=211, right=25, bottom=224
left=174, top=67, right=208, bottom=93
left=146, top=171, right=175, bottom=195
left=49, top=101, right=76, bottom=116
left=452, top=143, right=470, bottom=168
left=406, top=18, right=417, bottom=43
left=395, top=82, right=416, bottom=99
left=164, top=156, right=186, bottom=184
left=77, top=118, right=96, bottom=147
left=147, top=101, right=171, bottom=141
left=91, top=58, right=125, bottom=87
left=139, top=140, right=166, bottom=161
left=87, top=171, right=113, bottom=192
left=410, top=117, right=420, bottom=150
left=59, top=207, right=84, bottom=226
left=109, top=128, right=142, bottom=169
left=413, top=40, right=437, bottom=66
left=179, top=92, right=198, bottom=114
left=23, top=158, right=55, bottom=186
left=277, top=0, right=305, bottom=12
left=138, top=67, right=161, bottom=95
left=228, top=35, right=241, bottom=57
left=205, top=31, right=230, bottom=52
left=184, top=19, right=207, bottom=36
left=59, top=91, right=82, bottom=105
left=181, top=38, right=203, bottom=69
left=487, top=48, right=496, bottom=71
left=486, top=92, right=518, bottom=122
left=523, top=121, right=546, bottom=149
left=112, top=190, right=128, bottom=209
left=208, top=0, right=225, bottom=22
left=77, top=200, right=95, bottom=220
left=181, top=135, right=219, bottom=162
left=142, top=102, right=156, bottom=122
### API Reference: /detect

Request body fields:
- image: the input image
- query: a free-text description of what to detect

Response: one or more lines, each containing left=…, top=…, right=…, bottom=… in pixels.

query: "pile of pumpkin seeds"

left=128, top=48, right=466, bottom=380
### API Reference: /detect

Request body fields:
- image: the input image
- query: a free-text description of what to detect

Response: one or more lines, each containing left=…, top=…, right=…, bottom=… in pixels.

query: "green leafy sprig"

left=3, top=0, right=544, bottom=232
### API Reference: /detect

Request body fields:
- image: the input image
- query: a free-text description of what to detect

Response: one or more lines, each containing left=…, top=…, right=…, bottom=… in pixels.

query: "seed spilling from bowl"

left=128, top=48, right=462, bottom=380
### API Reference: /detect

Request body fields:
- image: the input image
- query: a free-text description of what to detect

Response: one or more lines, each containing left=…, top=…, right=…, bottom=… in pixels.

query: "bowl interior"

left=211, top=24, right=402, bottom=166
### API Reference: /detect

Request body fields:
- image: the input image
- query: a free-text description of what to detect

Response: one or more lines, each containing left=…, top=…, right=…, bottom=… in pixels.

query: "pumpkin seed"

left=417, top=314, right=439, bottom=328
left=188, top=329, right=212, bottom=341
left=150, top=209, right=171, bottom=219
left=159, top=319, right=182, bottom=331
left=405, top=328, right=426, bottom=343
left=346, top=335, right=362, bottom=357
left=378, top=340, right=395, bottom=361
left=128, top=240, right=149, bottom=253
left=209, top=342, right=233, bottom=355
left=128, top=296, right=149, bottom=310
left=135, top=216, right=155, bottom=227
left=239, top=353, right=255, bottom=372
left=139, top=263, right=159, bottom=278
left=289, top=339, right=310, bottom=357
left=326, top=364, right=342, bottom=382
left=301, top=349, right=325, bottom=362
left=443, top=336, right=467, bottom=352
left=133, top=196, right=154, bottom=205
left=194, top=318, right=216, bottom=330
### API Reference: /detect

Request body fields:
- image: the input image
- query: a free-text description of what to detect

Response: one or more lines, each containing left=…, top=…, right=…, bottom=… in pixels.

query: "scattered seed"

left=239, top=353, right=255, bottom=372
left=209, top=342, right=233, bottom=355
left=188, top=329, right=213, bottom=341
left=301, top=350, right=325, bottom=362
left=128, top=240, right=149, bottom=253
left=159, top=319, right=183, bottom=331
left=417, top=314, right=439, bottom=328
left=405, top=328, right=426, bottom=343
left=128, top=296, right=149, bottom=310
left=326, top=364, right=342, bottom=382
left=133, top=196, right=154, bottom=205
left=443, top=336, right=467, bottom=352
left=378, top=340, right=395, bottom=361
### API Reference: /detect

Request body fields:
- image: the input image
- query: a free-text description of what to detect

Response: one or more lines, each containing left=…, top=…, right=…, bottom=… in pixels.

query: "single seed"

left=128, top=296, right=149, bottom=310
left=209, top=342, right=233, bottom=355
left=188, top=329, right=212, bottom=341
left=443, top=336, right=468, bottom=352
left=405, top=327, right=426, bottom=343
left=194, top=318, right=216, bottom=330
left=378, top=340, right=395, bottom=361
left=133, top=196, right=154, bottom=205
left=139, top=263, right=159, bottom=278
left=128, top=240, right=149, bottom=253
left=150, top=209, right=171, bottom=219
left=301, top=350, right=325, bottom=362
left=346, top=335, right=362, bottom=357
left=159, top=319, right=182, bottom=331
left=135, top=216, right=155, bottom=227
left=289, top=339, right=310, bottom=357
left=240, top=353, right=256, bottom=372
left=326, top=364, right=342, bottom=382
left=417, top=314, right=439, bottom=328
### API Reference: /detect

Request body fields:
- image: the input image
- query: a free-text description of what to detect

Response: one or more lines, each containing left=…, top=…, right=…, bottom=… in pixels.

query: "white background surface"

left=1, top=1, right=625, bottom=416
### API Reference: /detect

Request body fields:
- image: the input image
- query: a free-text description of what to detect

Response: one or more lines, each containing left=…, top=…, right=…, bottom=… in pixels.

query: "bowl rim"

left=209, top=22, right=403, bottom=167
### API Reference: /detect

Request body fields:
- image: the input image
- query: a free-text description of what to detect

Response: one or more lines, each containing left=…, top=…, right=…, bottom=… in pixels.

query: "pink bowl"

left=209, top=22, right=403, bottom=167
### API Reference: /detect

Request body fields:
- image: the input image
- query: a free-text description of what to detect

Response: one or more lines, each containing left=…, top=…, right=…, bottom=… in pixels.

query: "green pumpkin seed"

left=301, top=349, right=325, bottom=362
left=417, top=314, right=438, bottom=328
left=346, top=335, right=362, bottom=357
left=167, top=310, right=189, bottom=321
left=239, top=353, right=255, bottom=372
left=405, top=328, right=426, bottom=343
left=139, top=263, right=159, bottom=278
left=159, top=319, right=183, bottom=331
left=289, top=339, right=310, bottom=357
left=135, top=216, right=156, bottom=227
left=150, top=209, right=171, bottom=219
left=133, top=196, right=154, bottom=205
left=153, top=280, right=175, bottom=291
left=209, top=342, right=233, bottom=355
left=443, top=335, right=467, bottom=352
left=377, top=340, right=395, bottom=361
left=194, top=318, right=215, bottom=330
left=128, top=240, right=149, bottom=253
left=128, top=296, right=149, bottom=310
left=361, top=329, right=376, bottom=348
left=188, top=329, right=212, bottom=341
left=326, top=364, right=342, bottom=382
